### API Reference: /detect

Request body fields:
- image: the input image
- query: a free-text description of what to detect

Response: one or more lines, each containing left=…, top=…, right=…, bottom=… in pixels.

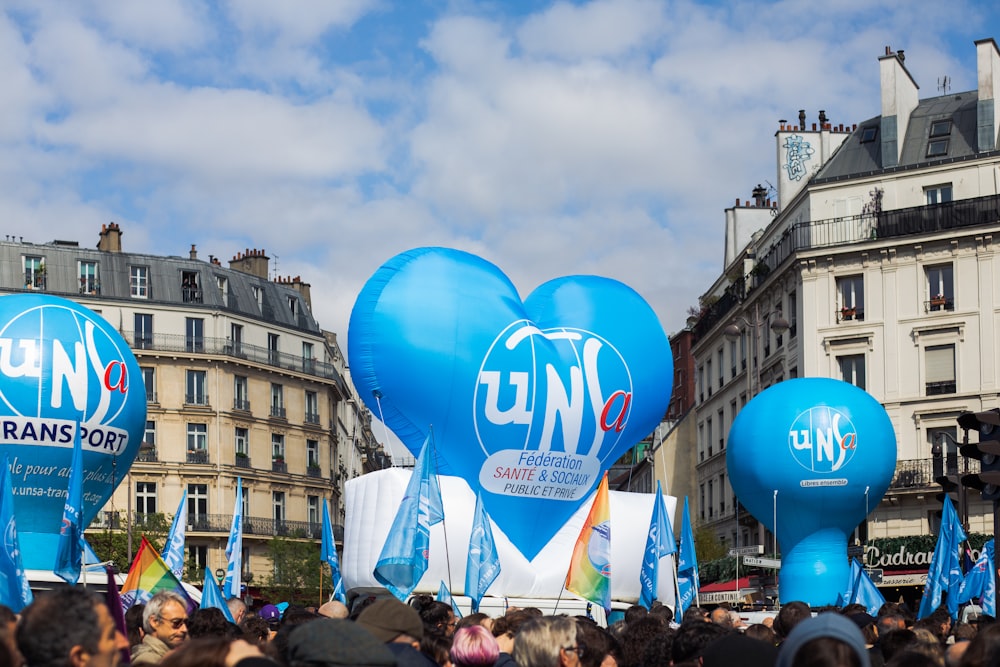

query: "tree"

left=260, top=536, right=331, bottom=607
left=88, top=512, right=171, bottom=574
left=694, top=524, right=728, bottom=563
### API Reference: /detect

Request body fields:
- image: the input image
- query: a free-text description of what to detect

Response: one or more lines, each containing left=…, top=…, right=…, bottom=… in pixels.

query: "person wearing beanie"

left=776, top=612, right=871, bottom=667
left=356, top=599, right=437, bottom=667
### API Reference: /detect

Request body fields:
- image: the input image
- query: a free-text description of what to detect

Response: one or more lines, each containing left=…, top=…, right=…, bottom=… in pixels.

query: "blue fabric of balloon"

left=348, top=247, right=673, bottom=559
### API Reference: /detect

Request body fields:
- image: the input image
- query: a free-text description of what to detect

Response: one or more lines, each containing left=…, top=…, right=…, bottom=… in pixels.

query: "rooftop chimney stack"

left=97, top=222, right=123, bottom=253
left=752, top=184, right=767, bottom=207
left=976, top=38, right=1000, bottom=152
left=229, top=248, right=270, bottom=279
left=189, top=244, right=198, bottom=260
left=878, top=45, right=919, bottom=168
left=799, top=109, right=806, bottom=130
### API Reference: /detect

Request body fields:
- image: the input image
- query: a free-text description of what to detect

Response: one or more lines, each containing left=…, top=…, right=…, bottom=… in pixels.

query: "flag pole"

left=429, top=429, right=455, bottom=595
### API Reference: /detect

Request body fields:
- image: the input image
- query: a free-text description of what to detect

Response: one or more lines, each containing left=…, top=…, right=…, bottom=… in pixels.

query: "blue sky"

left=2, top=0, right=999, bottom=350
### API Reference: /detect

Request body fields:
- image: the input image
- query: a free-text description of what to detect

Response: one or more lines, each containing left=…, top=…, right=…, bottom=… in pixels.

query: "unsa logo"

left=788, top=406, right=858, bottom=473
left=474, top=321, right=633, bottom=458
left=0, top=301, right=135, bottom=427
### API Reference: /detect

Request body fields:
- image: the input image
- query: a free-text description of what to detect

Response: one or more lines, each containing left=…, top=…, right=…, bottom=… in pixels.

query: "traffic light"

left=932, top=436, right=960, bottom=504
left=958, top=408, right=1000, bottom=501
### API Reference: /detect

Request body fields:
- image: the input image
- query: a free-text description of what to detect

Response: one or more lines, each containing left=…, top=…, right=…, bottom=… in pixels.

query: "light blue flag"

left=54, top=426, right=84, bottom=584
left=0, top=456, right=32, bottom=612
left=958, top=539, right=995, bottom=617
left=222, top=478, right=243, bottom=599
left=322, top=499, right=347, bottom=604
left=919, top=495, right=967, bottom=620
left=437, top=580, right=462, bottom=619
left=676, top=497, right=699, bottom=616
left=374, top=433, right=445, bottom=600
left=839, top=558, right=885, bottom=616
left=466, top=493, right=500, bottom=613
left=162, top=491, right=188, bottom=579
left=82, top=538, right=103, bottom=567
left=201, top=568, right=235, bottom=621
left=639, top=481, right=676, bottom=610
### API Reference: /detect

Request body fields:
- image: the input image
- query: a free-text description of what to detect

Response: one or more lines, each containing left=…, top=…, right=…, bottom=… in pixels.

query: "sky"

left=2, top=1, right=999, bottom=399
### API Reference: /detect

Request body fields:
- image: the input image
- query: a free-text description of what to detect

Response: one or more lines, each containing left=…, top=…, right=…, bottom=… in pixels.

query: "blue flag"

left=839, top=558, right=885, bottom=615
left=54, top=426, right=84, bottom=584
left=82, top=538, right=103, bottom=567
left=0, top=456, right=32, bottom=611
left=639, top=481, right=676, bottom=610
left=322, top=499, right=347, bottom=604
left=222, top=478, right=243, bottom=599
left=919, top=495, right=967, bottom=620
left=676, top=496, right=699, bottom=616
left=373, top=432, right=444, bottom=600
left=466, top=493, right=501, bottom=613
left=163, top=491, right=188, bottom=579
left=437, top=580, right=462, bottom=619
left=958, top=539, right=995, bottom=617
left=201, top=568, right=235, bottom=621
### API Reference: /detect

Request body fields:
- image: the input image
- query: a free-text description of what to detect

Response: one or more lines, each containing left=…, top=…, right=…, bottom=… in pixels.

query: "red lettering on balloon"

left=840, top=432, right=857, bottom=450
left=600, top=391, right=631, bottom=432
left=103, top=361, right=128, bottom=394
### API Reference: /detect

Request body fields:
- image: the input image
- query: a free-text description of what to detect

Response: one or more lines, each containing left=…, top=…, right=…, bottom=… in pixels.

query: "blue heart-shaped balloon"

left=348, top=248, right=672, bottom=559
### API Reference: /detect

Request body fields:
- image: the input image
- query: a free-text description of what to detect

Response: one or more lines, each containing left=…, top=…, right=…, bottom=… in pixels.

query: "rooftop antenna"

left=271, top=253, right=279, bottom=280
left=938, top=76, right=951, bottom=94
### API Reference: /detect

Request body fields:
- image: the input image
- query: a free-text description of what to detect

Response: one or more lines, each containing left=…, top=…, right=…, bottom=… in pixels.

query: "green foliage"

left=260, top=536, right=331, bottom=607
left=694, top=525, right=728, bottom=563
left=87, top=513, right=172, bottom=574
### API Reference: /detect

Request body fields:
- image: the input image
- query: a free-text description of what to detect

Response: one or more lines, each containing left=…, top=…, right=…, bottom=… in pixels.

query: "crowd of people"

left=2, top=588, right=1000, bottom=667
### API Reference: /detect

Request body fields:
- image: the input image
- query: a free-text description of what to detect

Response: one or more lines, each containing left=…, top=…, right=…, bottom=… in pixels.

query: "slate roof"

left=813, top=90, right=993, bottom=184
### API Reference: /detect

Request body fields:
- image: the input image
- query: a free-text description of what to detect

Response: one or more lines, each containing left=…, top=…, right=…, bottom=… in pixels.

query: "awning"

left=699, top=577, right=758, bottom=604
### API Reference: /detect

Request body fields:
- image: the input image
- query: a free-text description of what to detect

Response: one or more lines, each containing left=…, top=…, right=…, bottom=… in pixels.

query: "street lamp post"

left=724, top=303, right=789, bottom=554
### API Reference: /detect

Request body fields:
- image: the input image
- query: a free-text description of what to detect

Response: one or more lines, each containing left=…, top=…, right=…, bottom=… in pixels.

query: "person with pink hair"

left=450, top=625, right=500, bottom=667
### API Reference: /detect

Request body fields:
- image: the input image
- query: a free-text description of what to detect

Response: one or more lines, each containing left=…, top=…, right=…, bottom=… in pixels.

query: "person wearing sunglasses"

left=132, top=592, right=190, bottom=665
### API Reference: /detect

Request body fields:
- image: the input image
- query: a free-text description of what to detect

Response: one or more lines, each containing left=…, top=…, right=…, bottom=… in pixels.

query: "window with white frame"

left=837, top=275, right=865, bottom=321
left=141, top=367, right=156, bottom=402
left=134, top=313, right=153, bottom=349
left=926, top=264, right=954, bottom=311
left=925, top=183, right=953, bottom=204
left=838, top=354, right=866, bottom=390
left=307, top=439, right=319, bottom=467
left=235, top=427, right=249, bottom=456
left=186, top=370, right=207, bottom=405
left=24, top=256, right=44, bottom=289
left=136, top=482, right=157, bottom=515
left=271, top=383, right=284, bottom=418
left=217, top=276, right=229, bottom=306
left=79, top=261, right=99, bottom=294
left=130, top=265, right=149, bottom=298
left=308, top=496, right=320, bottom=528
left=187, top=423, right=207, bottom=451
left=272, top=433, right=285, bottom=460
left=144, top=420, right=156, bottom=448
left=185, top=318, right=204, bottom=352
left=925, top=344, right=956, bottom=395
left=273, top=491, right=286, bottom=524
left=305, top=391, right=319, bottom=424
left=234, top=375, right=249, bottom=411
left=188, top=484, right=208, bottom=519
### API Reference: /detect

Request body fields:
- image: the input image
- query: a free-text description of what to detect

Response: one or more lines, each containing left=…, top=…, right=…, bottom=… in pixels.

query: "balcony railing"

left=185, top=393, right=210, bottom=406
left=270, top=406, right=286, bottom=419
left=233, top=399, right=251, bottom=411
left=272, top=460, right=287, bottom=473
left=925, top=297, right=955, bottom=313
left=307, top=466, right=322, bottom=478
left=889, top=457, right=980, bottom=489
left=118, top=331, right=347, bottom=389
left=693, top=193, right=1000, bottom=339
left=187, top=450, right=209, bottom=464
left=235, top=455, right=252, bottom=469
left=304, top=412, right=321, bottom=425
left=137, top=448, right=158, bottom=463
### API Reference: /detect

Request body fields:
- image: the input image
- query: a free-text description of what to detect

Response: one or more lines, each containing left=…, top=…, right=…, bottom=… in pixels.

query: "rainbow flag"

left=119, top=537, right=194, bottom=612
left=565, top=472, right=611, bottom=610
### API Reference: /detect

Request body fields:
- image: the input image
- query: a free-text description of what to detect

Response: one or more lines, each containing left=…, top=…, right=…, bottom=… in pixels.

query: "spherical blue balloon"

left=348, top=247, right=672, bottom=560
left=0, top=294, right=147, bottom=569
left=727, top=378, right=896, bottom=605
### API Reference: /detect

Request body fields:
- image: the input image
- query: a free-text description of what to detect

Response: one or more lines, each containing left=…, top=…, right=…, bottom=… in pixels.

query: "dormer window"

left=927, top=119, right=951, bottom=157
left=860, top=126, right=878, bottom=143
left=181, top=271, right=202, bottom=303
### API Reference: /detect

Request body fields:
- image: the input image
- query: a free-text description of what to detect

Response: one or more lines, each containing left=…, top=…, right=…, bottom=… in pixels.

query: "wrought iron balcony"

left=307, top=465, right=322, bottom=478
left=137, top=448, right=158, bottom=463
left=270, top=406, right=286, bottom=419
left=693, top=193, right=1000, bottom=340
left=304, top=412, right=321, bottom=425
left=235, top=454, right=252, bottom=469
left=233, top=399, right=251, bottom=412
left=187, top=450, right=209, bottom=464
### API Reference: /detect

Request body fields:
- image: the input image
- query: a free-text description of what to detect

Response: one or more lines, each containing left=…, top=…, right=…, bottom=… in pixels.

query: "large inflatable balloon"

left=727, top=378, right=896, bottom=606
left=348, top=248, right=673, bottom=559
left=0, top=294, right=147, bottom=569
